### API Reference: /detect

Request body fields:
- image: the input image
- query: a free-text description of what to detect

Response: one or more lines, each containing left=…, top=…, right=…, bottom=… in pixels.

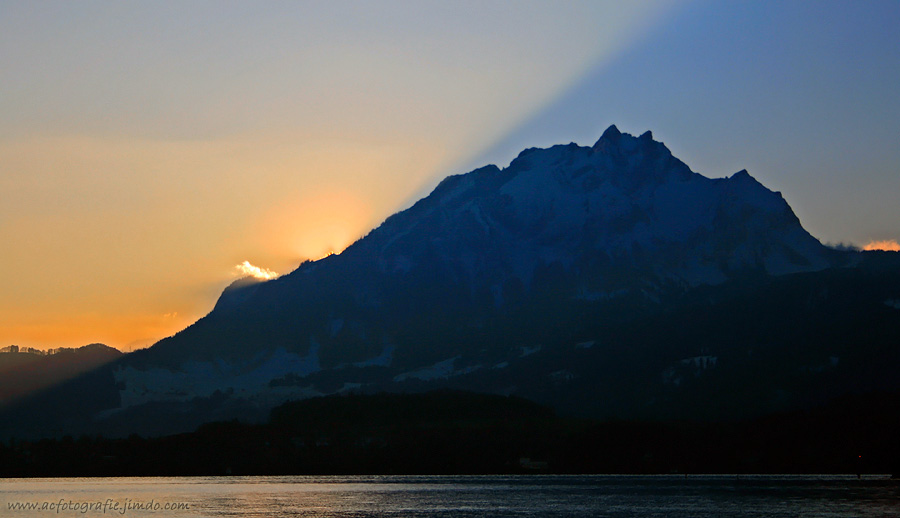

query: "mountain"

left=4, top=126, right=898, bottom=439
left=0, top=343, right=122, bottom=406
left=140, top=126, right=836, bottom=361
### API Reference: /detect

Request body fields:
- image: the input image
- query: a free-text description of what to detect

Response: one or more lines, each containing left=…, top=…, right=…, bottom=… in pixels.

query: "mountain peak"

left=591, top=125, right=670, bottom=161
left=602, top=124, right=621, bottom=139
left=729, top=169, right=768, bottom=189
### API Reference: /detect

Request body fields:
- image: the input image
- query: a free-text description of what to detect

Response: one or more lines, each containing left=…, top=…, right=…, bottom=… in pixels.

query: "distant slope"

left=0, top=344, right=122, bottom=406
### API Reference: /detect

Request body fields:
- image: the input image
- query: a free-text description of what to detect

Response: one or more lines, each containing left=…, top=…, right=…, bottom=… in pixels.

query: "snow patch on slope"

left=115, top=345, right=321, bottom=408
left=394, top=357, right=459, bottom=382
left=353, top=346, right=394, bottom=368
left=393, top=356, right=484, bottom=382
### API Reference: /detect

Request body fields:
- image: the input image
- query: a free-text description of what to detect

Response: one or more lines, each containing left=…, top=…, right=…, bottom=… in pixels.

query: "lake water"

left=2, top=475, right=897, bottom=517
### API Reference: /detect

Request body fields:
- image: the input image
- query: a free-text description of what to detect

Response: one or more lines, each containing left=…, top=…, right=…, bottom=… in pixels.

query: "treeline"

left=0, top=390, right=898, bottom=477
left=0, top=343, right=114, bottom=357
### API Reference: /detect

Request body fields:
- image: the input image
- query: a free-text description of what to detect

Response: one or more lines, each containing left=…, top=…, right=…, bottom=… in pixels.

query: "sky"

left=1, top=0, right=898, bottom=351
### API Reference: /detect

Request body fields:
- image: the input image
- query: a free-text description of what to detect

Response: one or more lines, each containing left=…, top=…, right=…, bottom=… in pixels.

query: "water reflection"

left=1, top=475, right=897, bottom=518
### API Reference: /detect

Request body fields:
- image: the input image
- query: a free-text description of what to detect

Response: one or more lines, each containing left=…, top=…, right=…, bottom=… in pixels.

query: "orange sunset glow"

left=862, top=240, right=900, bottom=252
left=0, top=136, right=446, bottom=350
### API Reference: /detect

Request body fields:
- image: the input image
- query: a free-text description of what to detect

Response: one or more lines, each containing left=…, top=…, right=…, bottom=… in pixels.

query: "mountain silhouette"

left=4, top=127, right=898, bottom=439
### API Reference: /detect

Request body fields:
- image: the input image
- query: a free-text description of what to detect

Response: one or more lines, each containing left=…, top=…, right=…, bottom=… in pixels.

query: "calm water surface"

left=2, top=475, right=897, bottom=517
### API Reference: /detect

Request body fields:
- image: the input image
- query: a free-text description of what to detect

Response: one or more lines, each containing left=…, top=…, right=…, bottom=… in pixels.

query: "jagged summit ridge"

left=337, top=125, right=832, bottom=290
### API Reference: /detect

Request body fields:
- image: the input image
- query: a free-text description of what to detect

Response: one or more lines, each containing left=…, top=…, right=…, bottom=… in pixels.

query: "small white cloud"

left=862, top=240, right=900, bottom=252
left=235, top=260, right=279, bottom=280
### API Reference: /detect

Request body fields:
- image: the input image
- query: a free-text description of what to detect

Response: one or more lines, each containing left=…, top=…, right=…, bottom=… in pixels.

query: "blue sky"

left=458, top=0, right=900, bottom=246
